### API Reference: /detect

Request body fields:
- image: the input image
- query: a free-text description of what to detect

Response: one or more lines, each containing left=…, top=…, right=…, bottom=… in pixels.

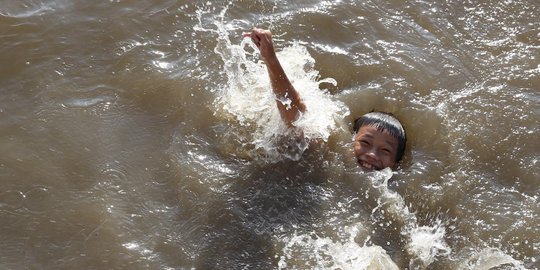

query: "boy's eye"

left=381, top=149, right=391, bottom=154
left=360, top=140, right=369, bottom=145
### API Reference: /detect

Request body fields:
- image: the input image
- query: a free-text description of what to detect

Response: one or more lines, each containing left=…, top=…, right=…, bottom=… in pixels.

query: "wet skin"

left=353, top=125, right=399, bottom=171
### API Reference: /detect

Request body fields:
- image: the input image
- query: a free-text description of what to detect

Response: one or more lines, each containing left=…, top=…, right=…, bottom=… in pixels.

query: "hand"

left=244, top=28, right=276, bottom=62
left=243, top=28, right=305, bottom=126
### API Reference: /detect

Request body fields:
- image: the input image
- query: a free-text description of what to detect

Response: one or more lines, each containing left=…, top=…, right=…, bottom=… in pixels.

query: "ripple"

left=63, top=96, right=116, bottom=108
left=99, top=166, right=129, bottom=194
left=101, top=167, right=128, bottom=182
left=0, top=2, right=55, bottom=18
left=0, top=235, right=27, bottom=269
left=62, top=85, right=119, bottom=109
left=114, top=40, right=149, bottom=56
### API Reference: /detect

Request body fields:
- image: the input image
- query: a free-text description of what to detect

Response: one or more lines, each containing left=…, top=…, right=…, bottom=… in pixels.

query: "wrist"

left=263, top=53, right=280, bottom=68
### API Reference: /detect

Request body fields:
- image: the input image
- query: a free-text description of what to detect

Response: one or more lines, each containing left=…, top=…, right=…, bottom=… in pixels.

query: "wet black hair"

left=353, top=111, right=407, bottom=163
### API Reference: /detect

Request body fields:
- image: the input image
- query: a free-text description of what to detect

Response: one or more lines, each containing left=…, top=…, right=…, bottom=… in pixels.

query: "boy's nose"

left=365, top=150, right=378, bottom=161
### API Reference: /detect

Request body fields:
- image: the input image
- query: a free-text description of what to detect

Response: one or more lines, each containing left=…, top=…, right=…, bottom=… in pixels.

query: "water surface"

left=1, top=0, right=539, bottom=269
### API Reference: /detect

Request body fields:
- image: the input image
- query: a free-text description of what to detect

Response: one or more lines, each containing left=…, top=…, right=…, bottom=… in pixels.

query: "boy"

left=246, top=28, right=406, bottom=171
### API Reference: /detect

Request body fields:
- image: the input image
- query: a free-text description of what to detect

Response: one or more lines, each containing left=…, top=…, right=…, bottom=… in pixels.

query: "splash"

left=274, top=168, right=450, bottom=269
left=406, top=221, right=451, bottom=268
left=462, top=248, right=526, bottom=270
left=367, top=169, right=452, bottom=268
left=196, top=6, right=349, bottom=161
left=277, top=225, right=399, bottom=270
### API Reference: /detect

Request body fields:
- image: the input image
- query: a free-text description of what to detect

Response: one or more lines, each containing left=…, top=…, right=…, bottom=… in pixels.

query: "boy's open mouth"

left=358, top=160, right=380, bottom=171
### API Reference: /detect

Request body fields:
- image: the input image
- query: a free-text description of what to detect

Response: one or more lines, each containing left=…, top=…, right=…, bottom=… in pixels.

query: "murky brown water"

left=1, top=0, right=539, bottom=269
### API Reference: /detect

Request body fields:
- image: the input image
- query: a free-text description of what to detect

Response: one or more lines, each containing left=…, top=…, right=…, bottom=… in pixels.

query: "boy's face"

left=353, top=125, right=399, bottom=171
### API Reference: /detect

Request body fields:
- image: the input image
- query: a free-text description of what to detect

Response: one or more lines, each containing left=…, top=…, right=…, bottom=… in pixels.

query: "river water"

left=1, top=0, right=538, bottom=269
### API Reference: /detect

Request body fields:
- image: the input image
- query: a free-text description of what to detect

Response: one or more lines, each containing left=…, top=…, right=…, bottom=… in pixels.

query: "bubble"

left=0, top=190, right=25, bottom=210
left=24, top=186, right=53, bottom=213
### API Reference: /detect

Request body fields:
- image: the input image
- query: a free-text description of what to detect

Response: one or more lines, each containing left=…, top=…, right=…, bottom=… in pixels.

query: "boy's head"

left=352, top=112, right=406, bottom=171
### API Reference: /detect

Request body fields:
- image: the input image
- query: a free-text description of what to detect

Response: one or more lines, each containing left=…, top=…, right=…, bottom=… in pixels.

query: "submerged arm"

left=247, top=28, right=306, bottom=127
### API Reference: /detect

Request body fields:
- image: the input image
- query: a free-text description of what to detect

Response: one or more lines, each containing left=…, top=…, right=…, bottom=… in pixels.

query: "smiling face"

left=353, top=125, right=399, bottom=171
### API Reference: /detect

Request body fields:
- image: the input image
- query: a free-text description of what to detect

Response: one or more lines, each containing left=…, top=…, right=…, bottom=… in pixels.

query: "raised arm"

left=246, top=28, right=306, bottom=127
